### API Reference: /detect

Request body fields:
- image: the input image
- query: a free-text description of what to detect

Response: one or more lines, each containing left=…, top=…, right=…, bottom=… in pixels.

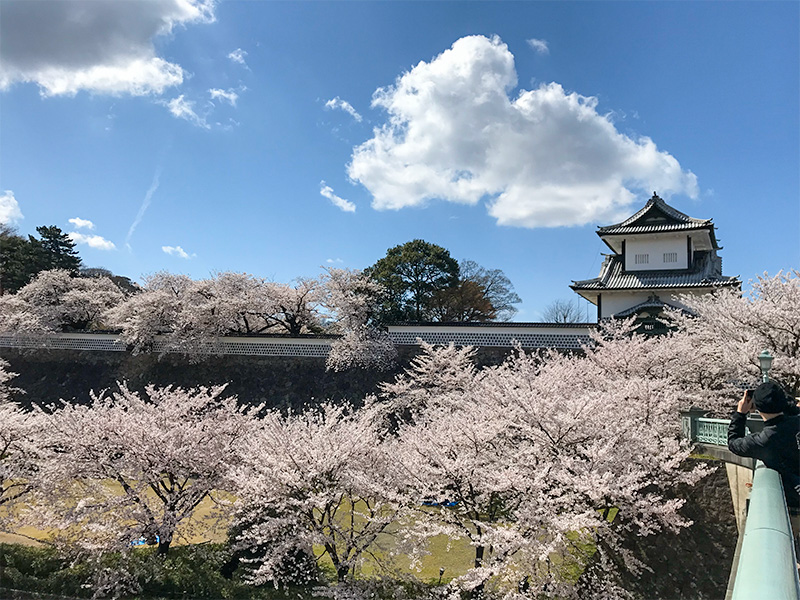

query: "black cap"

left=753, top=382, right=788, bottom=413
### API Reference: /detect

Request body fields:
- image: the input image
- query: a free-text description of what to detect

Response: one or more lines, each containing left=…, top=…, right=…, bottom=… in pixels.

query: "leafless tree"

left=541, top=298, right=584, bottom=323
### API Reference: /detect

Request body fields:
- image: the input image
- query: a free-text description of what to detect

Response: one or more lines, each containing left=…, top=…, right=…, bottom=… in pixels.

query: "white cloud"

left=0, top=191, right=24, bottom=224
left=162, top=95, right=209, bottom=128
left=162, top=245, right=195, bottom=259
left=68, top=217, right=95, bottom=230
left=0, top=0, right=215, bottom=96
left=209, top=87, right=238, bottom=106
left=347, top=35, right=698, bottom=228
left=325, top=97, right=363, bottom=122
left=526, top=38, right=549, bottom=55
left=69, top=232, right=116, bottom=250
left=326, top=258, right=344, bottom=264
left=228, top=48, right=248, bottom=65
left=320, top=181, right=356, bottom=213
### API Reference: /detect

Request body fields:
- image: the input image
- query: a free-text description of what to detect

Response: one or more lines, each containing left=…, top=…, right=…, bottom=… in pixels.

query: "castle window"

left=634, top=253, right=649, bottom=265
left=663, top=252, right=678, bottom=263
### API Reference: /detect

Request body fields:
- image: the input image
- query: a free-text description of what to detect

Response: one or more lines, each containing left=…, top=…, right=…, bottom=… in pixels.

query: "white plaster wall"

left=626, top=237, right=687, bottom=271
left=601, top=292, right=651, bottom=318
left=601, top=288, right=717, bottom=318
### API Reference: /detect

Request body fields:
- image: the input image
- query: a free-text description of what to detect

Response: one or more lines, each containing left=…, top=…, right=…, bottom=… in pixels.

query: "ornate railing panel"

left=694, top=417, right=731, bottom=445
left=680, top=412, right=758, bottom=446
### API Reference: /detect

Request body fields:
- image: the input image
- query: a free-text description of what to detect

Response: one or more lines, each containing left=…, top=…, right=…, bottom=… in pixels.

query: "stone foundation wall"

left=599, top=459, right=738, bottom=600
left=0, top=345, right=519, bottom=410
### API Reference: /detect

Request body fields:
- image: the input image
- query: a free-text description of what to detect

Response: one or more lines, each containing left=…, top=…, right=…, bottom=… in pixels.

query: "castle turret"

left=571, top=193, right=740, bottom=327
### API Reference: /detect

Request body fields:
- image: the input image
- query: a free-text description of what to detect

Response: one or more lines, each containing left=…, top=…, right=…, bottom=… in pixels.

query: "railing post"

left=680, top=406, right=708, bottom=443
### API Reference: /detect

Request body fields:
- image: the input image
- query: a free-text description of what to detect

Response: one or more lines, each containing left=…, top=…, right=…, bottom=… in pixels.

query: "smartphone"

left=745, top=389, right=754, bottom=401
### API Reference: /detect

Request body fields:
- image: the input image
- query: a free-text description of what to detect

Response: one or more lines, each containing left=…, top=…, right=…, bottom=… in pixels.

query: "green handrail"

left=731, top=461, right=800, bottom=600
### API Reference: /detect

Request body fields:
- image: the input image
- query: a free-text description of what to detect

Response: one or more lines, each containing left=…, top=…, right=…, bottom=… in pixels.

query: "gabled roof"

left=570, top=252, right=740, bottom=292
left=612, top=294, right=688, bottom=318
left=597, top=193, right=715, bottom=239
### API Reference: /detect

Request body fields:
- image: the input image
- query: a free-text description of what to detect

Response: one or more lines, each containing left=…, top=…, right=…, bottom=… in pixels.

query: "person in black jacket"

left=728, top=381, right=800, bottom=508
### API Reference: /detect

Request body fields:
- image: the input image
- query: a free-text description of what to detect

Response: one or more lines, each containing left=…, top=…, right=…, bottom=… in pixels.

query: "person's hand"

left=737, top=390, right=754, bottom=415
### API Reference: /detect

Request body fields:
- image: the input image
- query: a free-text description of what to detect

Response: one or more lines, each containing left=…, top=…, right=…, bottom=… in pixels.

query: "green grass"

left=2, top=490, right=601, bottom=597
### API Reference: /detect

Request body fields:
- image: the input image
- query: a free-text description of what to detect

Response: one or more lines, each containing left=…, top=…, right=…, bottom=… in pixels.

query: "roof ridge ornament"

left=596, top=192, right=712, bottom=235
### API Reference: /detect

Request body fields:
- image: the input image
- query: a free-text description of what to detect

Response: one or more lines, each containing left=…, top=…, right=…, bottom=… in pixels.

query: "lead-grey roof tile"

left=571, top=255, right=740, bottom=291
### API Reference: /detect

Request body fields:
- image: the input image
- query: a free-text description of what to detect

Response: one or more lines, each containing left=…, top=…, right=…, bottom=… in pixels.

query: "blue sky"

left=1, top=1, right=797, bottom=321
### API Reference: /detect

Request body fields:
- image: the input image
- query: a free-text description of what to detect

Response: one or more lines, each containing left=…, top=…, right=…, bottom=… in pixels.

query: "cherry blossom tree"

left=0, top=269, right=125, bottom=333
left=320, top=268, right=382, bottom=332
left=230, top=402, right=403, bottom=585
left=0, top=360, right=42, bottom=517
left=0, top=294, right=50, bottom=334
left=184, top=271, right=270, bottom=336
left=0, top=403, right=41, bottom=514
left=670, top=270, right=800, bottom=397
left=107, top=268, right=400, bottom=369
left=33, top=383, right=256, bottom=556
left=379, top=344, right=535, bottom=597
left=378, top=341, right=478, bottom=415
left=104, top=271, right=195, bottom=354
left=106, top=271, right=325, bottom=355
left=321, top=268, right=397, bottom=372
left=325, top=325, right=397, bottom=373
left=262, top=277, right=324, bottom=335
left=377, top=325, right=710, bottom=598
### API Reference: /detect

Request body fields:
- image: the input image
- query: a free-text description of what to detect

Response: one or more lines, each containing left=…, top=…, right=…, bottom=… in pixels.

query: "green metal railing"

left=730, top=461, right=800, bottom=599
left=694, top=417, right=730, bottom=445
left=680, top=410, right=762, bottom=446
left=680, top=410, right=800, bottom=600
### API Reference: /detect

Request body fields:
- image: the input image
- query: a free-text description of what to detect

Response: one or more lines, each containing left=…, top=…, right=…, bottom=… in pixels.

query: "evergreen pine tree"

left=34, top=226, right=82, bottom=273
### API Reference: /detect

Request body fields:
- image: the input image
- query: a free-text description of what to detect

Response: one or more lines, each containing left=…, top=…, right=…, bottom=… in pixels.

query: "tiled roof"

left=613, top=295, right=687, bottom=318
left=571, top=253, right=740, bottom=291
left=598, top=222, right=712, bottom=235
left=598, top=193, right=711, bottom=235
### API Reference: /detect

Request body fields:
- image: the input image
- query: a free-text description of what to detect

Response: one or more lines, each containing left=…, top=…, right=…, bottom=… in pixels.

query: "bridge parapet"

left=729, top=462, right=800, bottom=599
left=680, top=410, right=800, bottom=599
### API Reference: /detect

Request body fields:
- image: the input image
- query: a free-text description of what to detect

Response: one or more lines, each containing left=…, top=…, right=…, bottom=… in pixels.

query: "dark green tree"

left=0, top=226, right=35, bottom=294
left=33, top=226, right=82, bottom=273
left=0, top=225, right=83, bottom=294
left=365, top=239, right=459, bottom=322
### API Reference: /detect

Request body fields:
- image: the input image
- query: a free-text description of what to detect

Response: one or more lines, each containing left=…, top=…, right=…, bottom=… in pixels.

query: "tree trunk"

left=474, top=544, right=485, bottom=569
left=325, top=542, right=349, bottom=582
left=157, top=538, right=172, bottom=556
left=336, top=564, right=349, bottom=582
left=469, top=544, right=486, bottom=599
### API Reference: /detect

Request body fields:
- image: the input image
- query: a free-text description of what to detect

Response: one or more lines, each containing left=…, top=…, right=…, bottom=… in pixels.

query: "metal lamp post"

left=758, top=349, right=774, bottom=383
